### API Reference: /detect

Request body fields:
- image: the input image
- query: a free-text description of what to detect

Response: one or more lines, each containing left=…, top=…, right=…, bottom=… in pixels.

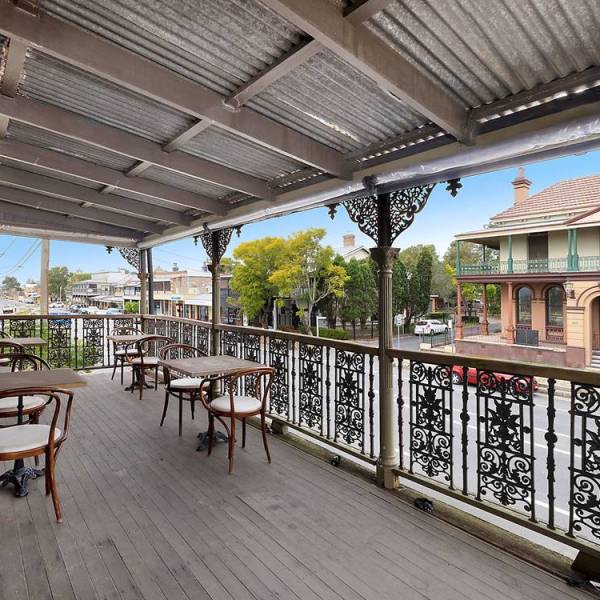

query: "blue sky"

left=3, top=148, right=600, bottom=282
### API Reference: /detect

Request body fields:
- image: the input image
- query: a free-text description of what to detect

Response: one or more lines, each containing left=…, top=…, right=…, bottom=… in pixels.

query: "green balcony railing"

left=456, top=256, right=600, bottom=275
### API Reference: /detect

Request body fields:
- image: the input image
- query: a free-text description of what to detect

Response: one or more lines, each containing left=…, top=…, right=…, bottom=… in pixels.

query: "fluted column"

left=371, top=246, right=400, bottom=488
left=209, top=261, right=221, bottom=356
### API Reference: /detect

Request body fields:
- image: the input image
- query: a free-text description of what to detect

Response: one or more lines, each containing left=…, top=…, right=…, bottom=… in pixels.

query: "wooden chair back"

left=0, top=340, right=25, bottom=356
left=8, top=353, right=50, bottom=372
left=129, top=335, right=173, bottom=368
left=159, top=343, right=206, bottom=386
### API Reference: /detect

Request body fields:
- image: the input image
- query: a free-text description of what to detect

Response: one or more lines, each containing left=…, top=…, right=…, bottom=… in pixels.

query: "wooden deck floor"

left=0, top=371, right=589, bottom=600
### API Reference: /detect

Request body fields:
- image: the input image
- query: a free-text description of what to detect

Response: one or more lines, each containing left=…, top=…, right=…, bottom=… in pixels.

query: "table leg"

left=0, top=459, right=43, bottom=497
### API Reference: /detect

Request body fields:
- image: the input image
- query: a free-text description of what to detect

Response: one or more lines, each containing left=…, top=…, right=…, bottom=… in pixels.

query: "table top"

left=9, top=336, right=48, bottom=347
left=0, top=368, right=87, bottom=393
left=158, top=355, right=261, bottom=378
left=107, top=333, right=146, bottom=343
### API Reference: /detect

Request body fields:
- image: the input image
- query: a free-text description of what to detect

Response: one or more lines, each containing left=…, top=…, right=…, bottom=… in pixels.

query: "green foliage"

left=230, top=237, right=286, bottom=327
left=48, top=266, right=70, bottom=301
left=392, top=245, right=434, bottom=328
left=338, top=258, right=377, bottom=330
left=269, top=229, right=348, bottom=333
left=428, top=311, right=449, bottom=320
left=312, top=326, right=349, bottom=340
left=2, top=276, right=21, bottom=294
left=124, top=300, right=139, bottom=314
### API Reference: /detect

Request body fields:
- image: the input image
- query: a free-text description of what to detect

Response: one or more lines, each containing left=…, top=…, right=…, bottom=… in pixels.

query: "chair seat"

left=131, top=356, right=159, bottom=366
left=210, top=395, right=261, bottom=414
left=114, top=348, right=140, bottom=356
left=0, top=395, right=46, bottom=413
left=169, top=377, right=203, bottom=390
left=0, top=424, right=62, bottom=454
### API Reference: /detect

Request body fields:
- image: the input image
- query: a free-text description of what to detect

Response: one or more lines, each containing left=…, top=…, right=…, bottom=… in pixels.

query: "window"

left=545, top=286, right=565, bottom=327
left=516, top=286, right=533, bottom=325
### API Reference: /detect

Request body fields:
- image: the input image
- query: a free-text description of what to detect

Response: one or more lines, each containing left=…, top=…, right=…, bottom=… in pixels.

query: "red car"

left=451, top=366, right=539, bottom=391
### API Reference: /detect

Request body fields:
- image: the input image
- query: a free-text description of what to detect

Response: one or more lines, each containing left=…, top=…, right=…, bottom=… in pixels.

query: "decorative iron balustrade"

left=544, top=326, right=565, bottom=343
left=457, top=257, right=576, bottom=276
left=0, top=315, right=140, bottom=370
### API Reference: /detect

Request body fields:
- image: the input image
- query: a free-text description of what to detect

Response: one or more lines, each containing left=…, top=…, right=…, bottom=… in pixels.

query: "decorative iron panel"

left=222, top=330, right=240, bottom=357
left=82, top=318, right=104, bottom=368
left=476, top=371, right=535, bottom=516
left=268, top=337, right=290, bottom=418
left=182, top=322, right=193, bottom=346
left=9, top=318, right=36, bottom=338
left=47, top=318, right=72, bottom=368
left=569, top=382, right=600, bottom=540
left=334, top=350, right=365, bottom=450
left=298, top=343, right=323, bottom=432
left=409, top=362, right=453, bottom=484
left=195, top=326, right=210, bottom=355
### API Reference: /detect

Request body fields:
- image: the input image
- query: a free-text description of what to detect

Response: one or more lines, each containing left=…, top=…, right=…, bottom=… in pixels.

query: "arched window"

left=516, top=286, right=533, bottom=325
left=545, top=286, right=565, bottom=327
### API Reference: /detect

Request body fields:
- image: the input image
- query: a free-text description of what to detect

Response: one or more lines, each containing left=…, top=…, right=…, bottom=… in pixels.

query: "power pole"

left=40, top=238, right=49, bottom=314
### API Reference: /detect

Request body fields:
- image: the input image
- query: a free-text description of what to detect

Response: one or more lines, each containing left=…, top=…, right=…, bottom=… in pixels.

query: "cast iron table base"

left=197, top=430, right=228, bottom=451
left=0, top=459, right=44, bottom=497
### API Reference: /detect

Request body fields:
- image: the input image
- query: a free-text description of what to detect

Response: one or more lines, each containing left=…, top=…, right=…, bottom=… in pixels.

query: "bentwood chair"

left=0, top=340, right=25, bottom=367
left=0, top=386, right=74, bottom=522
left=159, top=343, right=207, bottom=436
left=109, top=325, right=142, bottom=385
left=200, top=367, right=274, bottom=473
left=0, top=353, right=49, bottom=425
left=127, top=335, right=172, bottom=400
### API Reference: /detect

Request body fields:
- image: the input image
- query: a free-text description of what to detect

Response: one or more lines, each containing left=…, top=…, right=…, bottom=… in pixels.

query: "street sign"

left=394, top=314, right=405, bottom=326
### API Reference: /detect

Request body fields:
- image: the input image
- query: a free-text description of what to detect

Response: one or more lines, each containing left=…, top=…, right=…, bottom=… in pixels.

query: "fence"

left=0, top=314, right=140, bottom=370
left=2, top=313, right=599, bottom=556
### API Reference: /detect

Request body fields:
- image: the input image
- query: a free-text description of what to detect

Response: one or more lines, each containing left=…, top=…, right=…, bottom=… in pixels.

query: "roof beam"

left=259, top=0, right=468, bottom=140
left=0, top=138, right=202, bottom=221
left=0, top=2, right=348, bottom=177
left=163, top=120, right=213, bottom=153
left=1, top=38, right=27, bottom=96
left=0, top=94, right=265, bottom=202
left=0, top=165, right=171, bottom=231
left=0, top=183, right=164, bottom=233
left=224, top=1, right=392, bottom=109
left=0, top=199, right=142, bottom=241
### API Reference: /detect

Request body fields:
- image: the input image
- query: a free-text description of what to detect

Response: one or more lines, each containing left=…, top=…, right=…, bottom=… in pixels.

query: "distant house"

left=337, top=234, right=370, bottom=261
left=454, top=169, right=600, bottom=368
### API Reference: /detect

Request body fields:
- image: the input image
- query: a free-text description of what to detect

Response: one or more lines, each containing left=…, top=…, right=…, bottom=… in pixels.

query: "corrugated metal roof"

left=182, top=125, right=305, bottom=180
left=0, top=35, right=8, bottom=88
left=248, top=49, right=425, bottom=153
left=0, top=156, right=104, bottom=189
left=20, top=50, right=194, bottom=144
left=141, top=165, right=230, bottom=199
left=107, top=187, right=194, bottom=212
left=6, top=121, right=138, bottom=171
left=366, top=0, right=600, bottom=109
left=40, top=0, right=303, bottom=96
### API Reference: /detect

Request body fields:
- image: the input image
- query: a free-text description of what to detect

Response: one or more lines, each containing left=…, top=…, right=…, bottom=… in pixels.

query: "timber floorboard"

left=0, top=371, right=592, bottom=600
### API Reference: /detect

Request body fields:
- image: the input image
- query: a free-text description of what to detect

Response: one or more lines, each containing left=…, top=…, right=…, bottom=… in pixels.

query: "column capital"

left=370, top=246, right=399, bottom=270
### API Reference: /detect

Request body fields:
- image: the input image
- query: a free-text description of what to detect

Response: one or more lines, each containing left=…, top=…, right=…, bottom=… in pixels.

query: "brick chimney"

left=512, top=167, right=531, bottom=205
left=342, top=233, right=355, bottom=248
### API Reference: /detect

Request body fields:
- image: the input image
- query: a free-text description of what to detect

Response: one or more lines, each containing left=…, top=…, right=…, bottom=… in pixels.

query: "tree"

left=48, top=266, right=70, bottom=301
left=66, top=271, right=91, bottom=295
left=318, top=255, right=348, bottom=328
left=392, top=246, right=434, bottom=329
left=230, top=237, right=286, bottom=327
left=269, top=229, right=348, bottom=334
left=2, top=276, right=21, bottom=296
left=338, top=258, right=377, bottom=338
left=124, top=300, right=139, bottom=314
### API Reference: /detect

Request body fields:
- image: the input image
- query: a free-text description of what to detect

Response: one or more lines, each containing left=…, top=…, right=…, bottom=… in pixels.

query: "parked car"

left=80, top=306, right=99, bottom=314
left=105, top=307, right=123, bottom=315
left=451, top=365, right=539, bottom=391
left=414, top=319, right=448, bottom=335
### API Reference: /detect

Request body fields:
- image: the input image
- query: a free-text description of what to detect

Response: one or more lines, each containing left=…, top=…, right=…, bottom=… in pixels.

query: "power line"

left=0, top=237, right=17, bottom=259
left=0, top=240, right=41, bottom=277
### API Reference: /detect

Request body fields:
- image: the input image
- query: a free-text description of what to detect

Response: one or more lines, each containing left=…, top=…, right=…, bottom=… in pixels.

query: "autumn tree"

left=269, top=229, right=348, bottom=334
left=229, top=237, right=286, bottom=327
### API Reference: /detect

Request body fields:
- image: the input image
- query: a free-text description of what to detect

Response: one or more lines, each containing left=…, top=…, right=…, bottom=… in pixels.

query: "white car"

left=414, top=319, right=448, bottom=335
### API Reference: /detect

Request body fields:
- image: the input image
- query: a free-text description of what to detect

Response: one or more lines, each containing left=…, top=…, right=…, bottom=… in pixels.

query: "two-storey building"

left=455, top=169, right=600, bottom=368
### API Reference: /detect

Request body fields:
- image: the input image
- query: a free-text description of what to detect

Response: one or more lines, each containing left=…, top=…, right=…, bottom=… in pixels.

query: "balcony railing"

left=1, top=313, right=599, bottom=558
left=457, top=255, right=600, bottom=276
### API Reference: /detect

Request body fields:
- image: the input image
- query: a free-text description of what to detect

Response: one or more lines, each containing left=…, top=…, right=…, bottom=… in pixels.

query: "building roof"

left=491, top=174, right=600, bottom=223
left=0, top=2, right=600, bottom=247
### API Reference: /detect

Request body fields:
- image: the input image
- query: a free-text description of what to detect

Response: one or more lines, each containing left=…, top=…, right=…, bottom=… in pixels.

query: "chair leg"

left=190, top=397, right=195, bottom=420
left=160, top=391, right=169, bottom=427
left=120, top=359, right=125, bottom=386
left=44, top=450, right=50, bottom=495
left=154, top=366, right=158, bottom=391
left=47, top=450, right=62, bottom=522
left=138, top=368, right=145, bottom=401
left=111, top=358, right=118, bottom=381
left=261, top=412, right=271, bottom=464
left=228, top=416, right=236, bottom=474
left=33, top=412, right=40, bottom=466
left=242, top=418, right=246, bottom=449
left=178, top=393, right=183, bottom=437
left=207, top=413, right=214, bottom=456
left=130, top=367, right=135, bottom=394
